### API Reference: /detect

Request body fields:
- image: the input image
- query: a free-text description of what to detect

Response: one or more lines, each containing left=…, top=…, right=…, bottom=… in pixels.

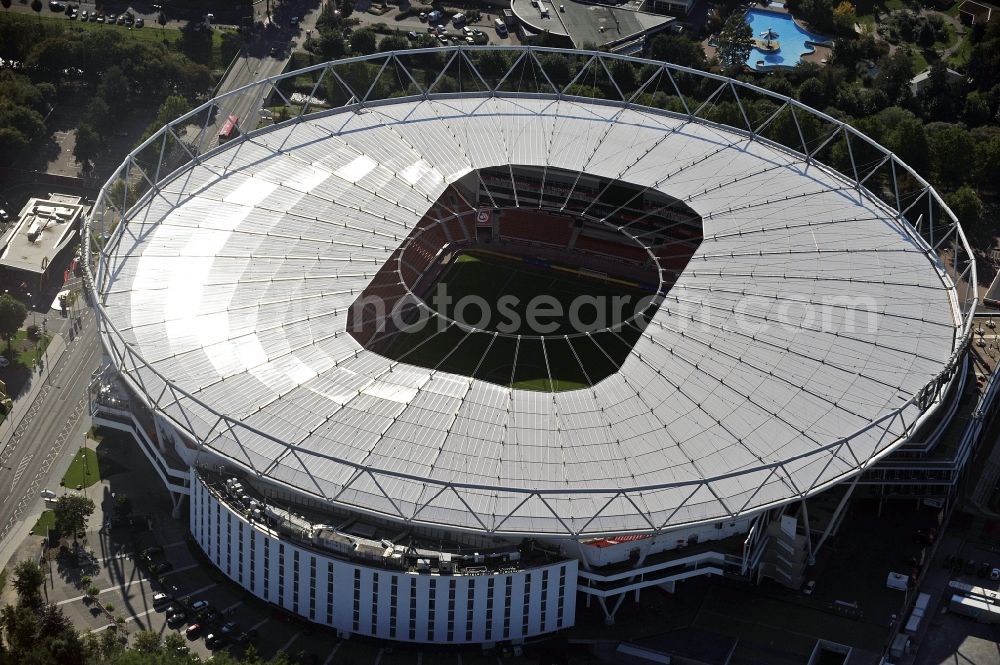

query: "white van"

left=494, top=18, right=508, bottom=36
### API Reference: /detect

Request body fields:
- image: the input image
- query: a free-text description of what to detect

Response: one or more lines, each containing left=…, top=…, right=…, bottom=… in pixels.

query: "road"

left=211, top=50, right=290, bottom=139
left=0, top=309, right=100, bottom=546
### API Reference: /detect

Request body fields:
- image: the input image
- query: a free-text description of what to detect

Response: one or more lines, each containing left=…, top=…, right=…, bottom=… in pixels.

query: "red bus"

left=219, top=115, right=240, bottom=143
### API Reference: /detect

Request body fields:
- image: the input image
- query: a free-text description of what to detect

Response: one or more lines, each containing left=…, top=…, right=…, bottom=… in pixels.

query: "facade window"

left=292, top=549, right=300, bottom=614
left=503, top=577, right=512, bottom=639
left=522, top=574, right=532, bottom=635
left=540, top=570, right=549, bottom=627
left=278, top=543, right=285, bottom=607
left=408, top=578, right=417, bottom=640
left=485, top=577, right=495, bottom=641
left=390, top=576, right=398, bottom=639
left=352, top=569, right=361, bottom=632
left=307, top=556, right=316, bottom=620
left=557, top=566, right=567, bottom=628
left=237, top=521, right=244, bottom=584
left=371, top=573, right=379, bottom=634
left=214, top=503, right=221, bottom=564
left=427, top=578, right=436, bottom=641
left=263, top=539, right=270, bottom=601
left=466, top=582, right=474, bottom=642
left=249, top=531, right=256, bottom=591
left=326, top=562, right=334, bottom=625
left=447, top=579, right=456, bottom=642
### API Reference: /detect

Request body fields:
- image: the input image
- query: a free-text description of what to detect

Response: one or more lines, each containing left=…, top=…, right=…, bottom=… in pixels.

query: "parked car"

left=418, top=11, right=428, bottom=21
left=802, top=580, right=816, bottom=595
left=966, top=559, right=977, bottom=575
left=40, top=489, right=57, bottom=500
left=150, top=561, right=174, bottom=574
left=407, top=30, right=419, bottom=40
left=991, top=568, right=1000, bottom=581
left=0, top=357, right=11, bottom=368
left=152, top=593, right=172, bottom=607
left=206, top=632, right=226, bottom=648
left=978, top=562, right=991, bottom=578
left=135, top=17, right=144, bottom=27
left=49, top=1, right=66, bottom=11
left=166, top=612, right=187, bottom=627
left=185, top=623, right=203, bottom=638
left=220, top=621, right=238, bottom=635
left=190, top=600, right=209, bottom=612
left=143, top=545, right=164, bottom=557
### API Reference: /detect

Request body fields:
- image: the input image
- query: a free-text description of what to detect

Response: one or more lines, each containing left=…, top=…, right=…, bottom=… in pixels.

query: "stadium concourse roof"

left=98, top=93, right=964, bottom=538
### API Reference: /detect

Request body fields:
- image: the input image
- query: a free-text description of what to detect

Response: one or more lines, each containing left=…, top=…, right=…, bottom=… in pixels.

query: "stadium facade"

left=85, top=48, right=977, bottom=644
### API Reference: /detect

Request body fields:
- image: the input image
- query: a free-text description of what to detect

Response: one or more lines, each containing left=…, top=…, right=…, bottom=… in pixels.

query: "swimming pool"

left=744, top=9, right=830, bottom=70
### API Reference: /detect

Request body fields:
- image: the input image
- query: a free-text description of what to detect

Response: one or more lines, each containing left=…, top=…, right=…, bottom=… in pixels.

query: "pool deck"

left=702, top=2, right=833, bottom=71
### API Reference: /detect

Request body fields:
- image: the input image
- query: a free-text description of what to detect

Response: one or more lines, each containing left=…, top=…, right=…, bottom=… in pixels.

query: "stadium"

left=86, top=47, right=976, bottom=645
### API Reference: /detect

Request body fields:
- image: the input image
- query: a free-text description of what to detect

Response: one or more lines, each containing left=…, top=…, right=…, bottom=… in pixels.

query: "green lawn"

left=31, top=510, right=56, bottom=537
left=13, top=331, right=51, bottom=370
left=949, top=33, right=973, bottom=68
left=0, top=12, right=228, bottom=69
left=62, top=447, right=100, bottom=489
left=382, top=250, right=652, bottom=391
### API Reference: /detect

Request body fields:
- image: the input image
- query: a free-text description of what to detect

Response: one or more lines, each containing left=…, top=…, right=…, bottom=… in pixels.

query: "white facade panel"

left=189, top=472, right=577, bottom=644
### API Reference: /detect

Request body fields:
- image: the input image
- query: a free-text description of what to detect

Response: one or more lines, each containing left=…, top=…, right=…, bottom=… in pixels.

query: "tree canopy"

left=0, top=294, right=27, bottom=356
left=717, top=13, right=754, bottom=71
left=53, top=494, right=95, bottom=542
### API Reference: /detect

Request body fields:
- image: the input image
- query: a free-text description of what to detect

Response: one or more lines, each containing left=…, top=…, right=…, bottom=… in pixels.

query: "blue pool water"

left=744, top=9, right=830, bottom=70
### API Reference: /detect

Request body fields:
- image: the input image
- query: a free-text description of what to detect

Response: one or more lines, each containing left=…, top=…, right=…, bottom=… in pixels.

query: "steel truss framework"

left=86, top=47, right=977, bottom=539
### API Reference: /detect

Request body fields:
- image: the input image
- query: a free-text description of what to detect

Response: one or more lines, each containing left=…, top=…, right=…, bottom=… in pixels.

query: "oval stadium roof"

left=96, top=73, right=967, bottom=537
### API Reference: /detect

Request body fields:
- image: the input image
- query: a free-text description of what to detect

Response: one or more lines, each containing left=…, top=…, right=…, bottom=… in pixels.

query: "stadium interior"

left=346, top=165, right=704, bottom=391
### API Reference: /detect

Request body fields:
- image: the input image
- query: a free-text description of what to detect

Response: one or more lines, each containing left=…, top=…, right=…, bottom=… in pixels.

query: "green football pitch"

left=383, top=251, right=651, bottom=391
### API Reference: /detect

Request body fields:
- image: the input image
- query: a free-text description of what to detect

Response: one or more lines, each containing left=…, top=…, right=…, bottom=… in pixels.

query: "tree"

left=1, top=0, right=10, bottom=10
left=29, top=0, right=40, bottom=20
left=649, top=33, right=706, bottom=69
left=926, top=122, right=974, bottom=188
left=157, top=10, right=167, bottom=37
left=340, top=0, right=354, bottom=19
left=974, top=135, right=1000, bottom=191
left=99, top=66, right=130, bottom=114
left=875, top=48, right=915, bottom=106
left=798, top=78, right=827, bottom=108
left=11, top=560, right=45, bottom=606
left=114, top=493, right=132, bottom=518
left=0, top=603, right=38, bottom=655
left=717, top=13, right=753, bottom=71
left=833, top=0, right=857, bottom=34
left=377, top=34, right=410, bottom=53
left=0, top=294, right=26, bottom=358
left=946, top=186, right=982, bottom=225
left=53, top=494, right=95, bottom=542
left=0, top=127, right=28, bottom=164
left=132, top=629, right=161, bottom=653
left=350, top=28, right=377, bottom=55
left=73, top=122, right=100, bottom=170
